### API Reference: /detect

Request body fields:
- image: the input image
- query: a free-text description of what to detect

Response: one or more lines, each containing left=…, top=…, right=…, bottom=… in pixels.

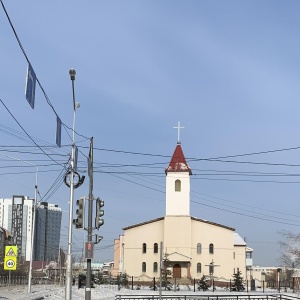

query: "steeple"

left=165, top=122, right=191, bottom=216
left=165, top=143, right=192, bottom=174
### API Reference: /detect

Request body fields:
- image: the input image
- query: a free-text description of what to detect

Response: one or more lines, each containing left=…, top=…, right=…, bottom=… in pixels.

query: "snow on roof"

left=165, top=143, right=192, bottom=174
left=234, top=232, right=247, bottom=246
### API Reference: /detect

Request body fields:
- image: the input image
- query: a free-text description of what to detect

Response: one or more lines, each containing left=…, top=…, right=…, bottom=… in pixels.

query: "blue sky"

left=1, top=0, right=300, bottom=268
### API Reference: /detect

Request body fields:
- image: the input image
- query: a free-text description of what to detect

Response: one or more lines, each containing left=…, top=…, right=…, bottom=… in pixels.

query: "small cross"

left=173, top=121, right=184, bottom=144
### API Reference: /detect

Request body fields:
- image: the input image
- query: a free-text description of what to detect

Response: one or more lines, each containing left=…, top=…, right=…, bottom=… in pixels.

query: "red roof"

left=165, top=143, right=192, bottom=174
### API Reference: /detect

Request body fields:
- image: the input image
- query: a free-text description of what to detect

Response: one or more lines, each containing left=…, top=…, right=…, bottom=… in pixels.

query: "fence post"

left=131, top=276, right=133, bottom=290
left=154, top=277, right=156, bottom=291
left=263, top=280, right=264, bottom=293
left=230, top=279, right=231, bottom=292
left=293, top=277, right=295, bottom=293
left=194, top=278, right=195, bottom=292
left=246, top=280, right=248, bottom=293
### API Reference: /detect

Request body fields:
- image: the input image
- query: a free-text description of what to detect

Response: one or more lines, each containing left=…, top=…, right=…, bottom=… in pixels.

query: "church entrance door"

left=173, top=264, right=181, bottom=278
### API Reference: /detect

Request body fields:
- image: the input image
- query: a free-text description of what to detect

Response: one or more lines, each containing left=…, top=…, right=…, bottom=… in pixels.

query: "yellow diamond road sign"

left=4, top=246, right=17, bottom=270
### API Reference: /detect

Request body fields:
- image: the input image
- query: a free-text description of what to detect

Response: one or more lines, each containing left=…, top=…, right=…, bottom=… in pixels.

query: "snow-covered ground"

left=0, top=284, right=297, bottom=300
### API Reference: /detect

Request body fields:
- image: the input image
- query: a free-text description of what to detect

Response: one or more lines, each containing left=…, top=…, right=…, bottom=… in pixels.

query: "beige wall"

left=116, top=216, right=246, bottom=282
left=111, top=238, right=121, bottom=277
left=191, top=219, right=236, bottom=280
left=234, top=245, right=246, bottom=277
left=123, top=219, right=164, bottom=279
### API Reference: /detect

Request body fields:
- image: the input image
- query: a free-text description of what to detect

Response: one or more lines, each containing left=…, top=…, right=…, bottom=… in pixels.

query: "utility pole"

left=85, top=137, right=94, bottom=300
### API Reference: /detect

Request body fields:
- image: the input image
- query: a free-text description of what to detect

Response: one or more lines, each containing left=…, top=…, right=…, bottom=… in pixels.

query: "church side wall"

left=191, top=220, right=235, bottom=281
left=123, top=220, right=164, bottom=280
left=234, top=245, right=246, bottom=278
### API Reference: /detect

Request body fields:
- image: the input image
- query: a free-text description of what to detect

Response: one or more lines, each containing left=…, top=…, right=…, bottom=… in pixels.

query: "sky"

left=1, top=0, right=300, bottom=268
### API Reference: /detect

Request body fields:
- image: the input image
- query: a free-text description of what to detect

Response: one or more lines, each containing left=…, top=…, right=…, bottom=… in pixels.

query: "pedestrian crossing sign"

left=4, top=246, right=17, bottom=270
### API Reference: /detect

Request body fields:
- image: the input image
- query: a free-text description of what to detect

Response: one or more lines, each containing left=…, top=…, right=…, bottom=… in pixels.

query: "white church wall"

left=166, top=172, right=190, bottom=216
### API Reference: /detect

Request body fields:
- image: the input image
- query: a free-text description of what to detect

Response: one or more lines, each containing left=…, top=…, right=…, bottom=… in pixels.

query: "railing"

left=115, top=295, right=300, bottom=300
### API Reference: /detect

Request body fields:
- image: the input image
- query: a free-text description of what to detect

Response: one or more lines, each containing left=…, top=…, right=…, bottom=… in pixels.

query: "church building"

left=113, top=138, right=251, bottom=284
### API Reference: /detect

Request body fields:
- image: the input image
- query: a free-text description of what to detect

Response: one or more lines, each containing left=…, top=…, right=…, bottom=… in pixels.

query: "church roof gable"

left=122, top=217, right=164, bottom=231
left=191, top=216, right=235, bottom=231
left=165, top=143, right=192, bottom=174
left=168, top=251, right=191, bottom=261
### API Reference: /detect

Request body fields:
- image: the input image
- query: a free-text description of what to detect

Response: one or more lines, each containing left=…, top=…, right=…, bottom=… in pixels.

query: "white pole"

left=159, top=241, right=163, bottom=300
left=28, top=165, right=38, bottom=293
left=65, top=68, right=78, bottom=300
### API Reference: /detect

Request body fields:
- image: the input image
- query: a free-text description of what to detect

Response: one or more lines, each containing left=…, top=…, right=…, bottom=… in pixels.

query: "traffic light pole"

left=85, top=137, right=93, bottom=300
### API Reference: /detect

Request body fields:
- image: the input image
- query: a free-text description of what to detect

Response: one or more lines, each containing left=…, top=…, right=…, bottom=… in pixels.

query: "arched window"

left=197, top=263, right=201, bottom=273
left=153, top=262, right=158, bottom=272
left=197, top=243, right=202, bottom=254
left=154, top=243, right=158, bottom=253
left=175, top=179, right=181, bottom=192
left=142, top=243, right=147, bottom=253
left=142, top=262, right=146, bottom=272
left=209, top=243, right=214, bottom=254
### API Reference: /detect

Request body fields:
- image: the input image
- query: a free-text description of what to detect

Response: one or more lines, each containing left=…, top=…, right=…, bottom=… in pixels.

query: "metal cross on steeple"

left=173, top=121, right=184, bottom=144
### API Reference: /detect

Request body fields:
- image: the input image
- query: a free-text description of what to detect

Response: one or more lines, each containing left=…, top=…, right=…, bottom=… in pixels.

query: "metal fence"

left=115, top=295, right=300, bottom=300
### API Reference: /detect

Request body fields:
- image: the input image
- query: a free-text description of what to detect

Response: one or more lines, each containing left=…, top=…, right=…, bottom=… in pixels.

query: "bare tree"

left=278, top=230, right=300, bottom=268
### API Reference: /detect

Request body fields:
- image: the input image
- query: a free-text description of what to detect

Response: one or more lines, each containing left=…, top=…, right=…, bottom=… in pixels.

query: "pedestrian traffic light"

left=73, top=196, right=85, bottom=229
left=95, top=197, right=104, bottom=229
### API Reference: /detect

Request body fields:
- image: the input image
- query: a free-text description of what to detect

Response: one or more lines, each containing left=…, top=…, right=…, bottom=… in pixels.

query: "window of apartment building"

left=246, top=252, right=252, bottom=259
left=142, top=243, right=147, bottom=253
left=175, top=179, right=181, bottom=192
left=154, top=243, right=158, bottom=253
left=153, top=262, right=158, bottom=272
left=142, top=262, right=146, bottom=273
left=197, top=263, right=201, bottom=273
left=197, top=243, right=202, bottom=254
left=209, top=243, right=214, bottom=254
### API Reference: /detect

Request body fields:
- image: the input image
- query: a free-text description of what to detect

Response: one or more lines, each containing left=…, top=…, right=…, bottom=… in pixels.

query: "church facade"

left=113, top=142, right=250, bottom=284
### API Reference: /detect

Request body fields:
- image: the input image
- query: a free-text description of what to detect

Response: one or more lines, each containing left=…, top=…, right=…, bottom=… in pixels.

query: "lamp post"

left=65, top=68, right=80, bottom=300
left=0, top=153, right=38, bottom=294
left=277, top=268, right=281, bottom=293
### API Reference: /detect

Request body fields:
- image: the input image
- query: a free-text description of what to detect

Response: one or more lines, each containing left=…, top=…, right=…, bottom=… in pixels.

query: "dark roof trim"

left=123, top=217, right=164, bottom=231
left=191, top=216, right=235, bottom=231
left=122, top=216, right=234, bottom=231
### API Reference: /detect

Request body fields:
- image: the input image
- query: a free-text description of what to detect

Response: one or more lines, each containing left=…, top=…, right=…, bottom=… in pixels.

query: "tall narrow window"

left=197, top=243, right=202, bottom=254
left=153, top=262, right=158, bottom=272
left=142, top=262, right=146, bottom=272
left=209, top=243, right=214, bottom=254
left=175, top=179, right=181, bottom=192
left=142, top=243, right=147, bottom=253
left=197, top=263, right=201, bottom=273
left=154, top=243, right=158, bottom=253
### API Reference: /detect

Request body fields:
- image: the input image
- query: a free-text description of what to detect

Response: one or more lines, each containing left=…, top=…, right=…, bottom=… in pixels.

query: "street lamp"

left=0, top=153, right=38, bottom=294
left=277, top=268, right=281, bottom=293
left=65, top=68, right=80, bottom=300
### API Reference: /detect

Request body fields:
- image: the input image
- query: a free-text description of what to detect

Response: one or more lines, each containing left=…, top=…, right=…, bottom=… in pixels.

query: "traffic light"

left=95, top=197, right=104, bottom=229
left=73, top=196, right=85, bottom=229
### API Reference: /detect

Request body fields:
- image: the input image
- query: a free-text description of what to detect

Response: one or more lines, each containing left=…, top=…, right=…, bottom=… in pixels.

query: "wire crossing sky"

left=1, top=0, right=300, bottom=266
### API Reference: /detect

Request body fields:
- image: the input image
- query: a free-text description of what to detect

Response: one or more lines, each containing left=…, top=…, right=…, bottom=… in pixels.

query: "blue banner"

left=25, top=64, right=36, bottom=109
left=56, top=116, right=62, bottom=147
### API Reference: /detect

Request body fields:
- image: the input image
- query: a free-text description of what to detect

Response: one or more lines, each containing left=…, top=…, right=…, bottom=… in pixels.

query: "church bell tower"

left=165, top=122, right=192, bottom=216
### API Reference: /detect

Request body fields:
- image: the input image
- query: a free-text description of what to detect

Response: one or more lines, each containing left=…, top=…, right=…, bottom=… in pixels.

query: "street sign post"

left=4, top=246, right=17, bottom=271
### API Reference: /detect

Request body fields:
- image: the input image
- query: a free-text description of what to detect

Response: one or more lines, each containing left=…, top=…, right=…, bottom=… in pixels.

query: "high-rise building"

left=34, top=202, right=62, bottom=262
left=0, top=196, right=62, bottom=262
